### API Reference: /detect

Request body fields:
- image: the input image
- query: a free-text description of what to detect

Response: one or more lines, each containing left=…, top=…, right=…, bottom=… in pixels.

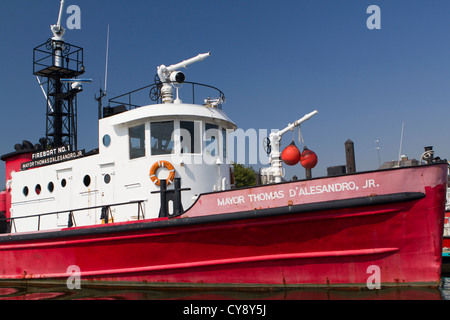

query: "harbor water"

left=1, top=278, right=450, bottom=300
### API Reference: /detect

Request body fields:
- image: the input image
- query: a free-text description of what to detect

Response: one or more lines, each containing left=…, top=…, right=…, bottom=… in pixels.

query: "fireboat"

left=0, top=1, right=446, bottom=288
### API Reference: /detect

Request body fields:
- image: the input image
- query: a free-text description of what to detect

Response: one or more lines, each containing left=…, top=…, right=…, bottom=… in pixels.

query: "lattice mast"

left=33, top=0, right=85, bottom=150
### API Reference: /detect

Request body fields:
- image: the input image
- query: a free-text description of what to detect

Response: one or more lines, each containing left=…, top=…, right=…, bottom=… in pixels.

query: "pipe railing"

left=7, top=200, right=145, bottom=234
left=108, top=81, right=225, bottom=111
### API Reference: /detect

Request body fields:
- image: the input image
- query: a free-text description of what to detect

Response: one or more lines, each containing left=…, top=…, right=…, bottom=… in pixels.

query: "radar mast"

left=33, top=0, right=85, bottom=150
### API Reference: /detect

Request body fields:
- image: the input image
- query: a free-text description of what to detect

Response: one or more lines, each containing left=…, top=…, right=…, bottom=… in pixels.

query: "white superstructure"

left=8, top=54, right=236, bottom=233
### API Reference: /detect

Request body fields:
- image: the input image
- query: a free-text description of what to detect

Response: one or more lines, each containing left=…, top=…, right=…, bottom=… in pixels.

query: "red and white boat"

left=0, top=1, right=447, bottom=289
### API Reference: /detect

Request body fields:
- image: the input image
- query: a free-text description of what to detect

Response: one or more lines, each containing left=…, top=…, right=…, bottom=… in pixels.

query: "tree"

left=232, top=163, right=256, bottom=188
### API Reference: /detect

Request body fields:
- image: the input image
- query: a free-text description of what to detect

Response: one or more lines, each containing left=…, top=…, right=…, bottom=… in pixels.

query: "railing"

left=33, top=40, right=85, bottom=78
left=108, top=81, right=226, bottom=111
left=7, top=200, right=145, bottom=234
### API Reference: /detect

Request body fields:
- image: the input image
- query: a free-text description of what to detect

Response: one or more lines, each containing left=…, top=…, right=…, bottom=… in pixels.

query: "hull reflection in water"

left=0, top=283, right=445, bottom=300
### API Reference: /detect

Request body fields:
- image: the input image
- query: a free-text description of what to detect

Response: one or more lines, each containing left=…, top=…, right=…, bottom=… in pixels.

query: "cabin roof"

left=102, top=103, right=237, bottom=129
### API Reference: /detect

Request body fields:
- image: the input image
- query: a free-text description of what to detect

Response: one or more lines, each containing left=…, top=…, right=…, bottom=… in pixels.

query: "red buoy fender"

left=300, top=147, right=318, bottom=169
left=281, top=142, right=301, bottom=166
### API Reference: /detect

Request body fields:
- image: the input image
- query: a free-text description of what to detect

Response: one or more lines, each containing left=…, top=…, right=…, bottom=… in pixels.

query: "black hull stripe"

left=0, top=192, right=425, bottom=243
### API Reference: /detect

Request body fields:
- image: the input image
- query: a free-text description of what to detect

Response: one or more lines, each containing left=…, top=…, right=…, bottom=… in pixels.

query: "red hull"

left=0, top=164, right=446, bottom=288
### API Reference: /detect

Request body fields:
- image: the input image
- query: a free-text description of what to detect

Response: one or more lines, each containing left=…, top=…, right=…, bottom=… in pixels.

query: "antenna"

left=95, top=25, right=110, bottom=119
left=375, top=139, right=381, bottom=167
left=104, top=24, right=110, bottom=93
left=397, top=121, right=405, bottom=166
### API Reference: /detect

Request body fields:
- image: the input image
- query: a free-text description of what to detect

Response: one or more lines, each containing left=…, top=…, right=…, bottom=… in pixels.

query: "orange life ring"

left=149, top=160, right=176, bottom=186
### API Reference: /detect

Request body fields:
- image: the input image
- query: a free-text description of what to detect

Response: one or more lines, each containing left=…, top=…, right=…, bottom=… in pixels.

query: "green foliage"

left=232, top=163, right=256, bottom=188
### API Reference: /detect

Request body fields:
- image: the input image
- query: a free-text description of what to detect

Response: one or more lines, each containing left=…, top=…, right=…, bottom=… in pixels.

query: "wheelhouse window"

left=129, top=124, right=146, bottom=159
left=151, top=121, right=174, bottom=155
left=205, top=123, right=219, bottom=157
left=180, top=121, right=201, bottom=154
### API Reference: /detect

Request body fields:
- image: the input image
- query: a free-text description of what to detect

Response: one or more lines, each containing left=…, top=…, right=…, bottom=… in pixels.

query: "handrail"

left=7, top=200, right=145, bottom=233
left=108, top=81, right=226, bottom=111
left=33, top=40, right=85, bottom=77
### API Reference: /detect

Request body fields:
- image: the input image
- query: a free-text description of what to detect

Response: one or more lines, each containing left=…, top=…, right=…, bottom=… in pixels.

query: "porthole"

left=61, top=179, right=67, bottom=188
left=48, top=182, right=54, bottom=193
left=23, top=186, right=29, bottom=197
left=35, top=184, right=41, bottom=195
left=102, top=134, right=111, bottom=147
left=83, top=175, right=91, bottom=187
left=104, top=174, right=111, bottom=184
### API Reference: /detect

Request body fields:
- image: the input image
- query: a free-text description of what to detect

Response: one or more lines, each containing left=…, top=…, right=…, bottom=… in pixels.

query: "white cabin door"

left=100, top=165, right=115, bottom=223
left=100, top=163, right=115, bottom=205
left=56, top=168, right=72, bottom=227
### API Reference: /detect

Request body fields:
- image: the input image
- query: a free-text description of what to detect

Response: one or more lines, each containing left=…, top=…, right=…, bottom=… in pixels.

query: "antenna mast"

left=376, top=139, right=381, bottom=167
left=397, top=121, right=405, bottom=167
left=95, top=25, right=110, bottom=120
left=104, top=24, right=110, bottom=94
left=33, top=0, right=85, bottom=150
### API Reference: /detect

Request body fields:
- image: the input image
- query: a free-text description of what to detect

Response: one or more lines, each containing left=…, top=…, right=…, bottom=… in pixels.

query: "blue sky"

left=1, top=0, right=450, bottom=185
